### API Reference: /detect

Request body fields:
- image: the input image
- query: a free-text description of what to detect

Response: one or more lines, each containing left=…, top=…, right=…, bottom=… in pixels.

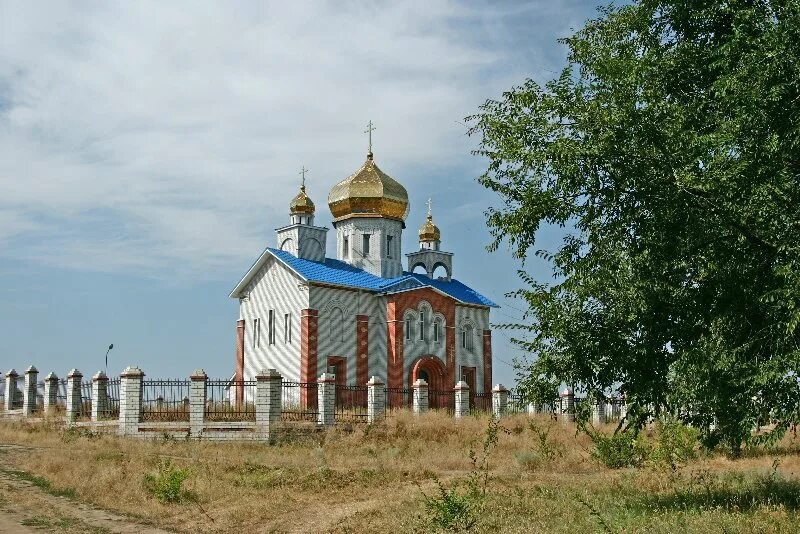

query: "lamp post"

left=104, top=344, right=114, bottom=375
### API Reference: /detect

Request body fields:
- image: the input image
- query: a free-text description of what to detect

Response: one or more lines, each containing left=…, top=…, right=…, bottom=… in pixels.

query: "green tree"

left=468, top=0, right=800, bottom=453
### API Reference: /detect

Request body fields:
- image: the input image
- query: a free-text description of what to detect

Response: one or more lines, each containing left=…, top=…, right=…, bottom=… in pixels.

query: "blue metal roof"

left=268, top=248, right=497, bottom=307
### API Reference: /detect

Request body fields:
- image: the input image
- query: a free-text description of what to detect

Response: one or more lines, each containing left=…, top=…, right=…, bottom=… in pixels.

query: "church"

left=229, top=138, right=497, bottom=402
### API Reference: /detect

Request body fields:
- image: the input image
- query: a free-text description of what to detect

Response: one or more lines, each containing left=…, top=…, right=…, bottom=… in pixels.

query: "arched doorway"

left=410, top=356, right=447, bottom=409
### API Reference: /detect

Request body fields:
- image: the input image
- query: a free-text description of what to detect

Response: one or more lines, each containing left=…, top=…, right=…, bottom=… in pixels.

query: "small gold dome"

left=328, top=153, right=409, bottom=223
left=419, top=214, right=440, bottom=242
left=290, top=185, right=315, bottom=215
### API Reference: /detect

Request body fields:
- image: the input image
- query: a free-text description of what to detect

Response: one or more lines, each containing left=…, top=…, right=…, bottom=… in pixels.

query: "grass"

left=0, top=413, right=799, bottom=532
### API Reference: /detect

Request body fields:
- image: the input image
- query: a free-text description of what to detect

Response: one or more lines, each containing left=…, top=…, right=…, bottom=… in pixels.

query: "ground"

left=0, top=414, right=799, bottom=533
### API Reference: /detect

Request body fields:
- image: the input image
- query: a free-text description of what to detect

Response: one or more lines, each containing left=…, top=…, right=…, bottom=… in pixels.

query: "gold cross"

left=427, top=198, right=432, bottom=217
left=364, top=120, right=376, bottom=153
left=299, top=166, right=308, bottom=188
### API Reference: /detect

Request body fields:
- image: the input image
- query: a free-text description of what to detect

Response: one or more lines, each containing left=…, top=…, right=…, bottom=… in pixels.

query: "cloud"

left=0, top=0, right=593, bottom=280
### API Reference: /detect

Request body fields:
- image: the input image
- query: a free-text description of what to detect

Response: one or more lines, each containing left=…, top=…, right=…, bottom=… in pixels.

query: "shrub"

left=143, top=460, right=191, bottom=504
left=590, top=429, right=650, bottom=469
left=514, top=420, right=561, bottom=471
left=650, top=418, right=700, bottom=469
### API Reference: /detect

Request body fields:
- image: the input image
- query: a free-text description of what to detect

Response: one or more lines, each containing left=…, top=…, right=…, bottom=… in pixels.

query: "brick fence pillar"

left=189, top=369, right=207, bottom=438
left=256, top=368, right=281, bottom=441
left=118, top=366, right=143, bottom=436
left=43, top=372, right=59, bottom=414
left=91, top=371, right=108, bottom=422
left=454, top=380, right=470, bottom=419
left=412, top=378, right=428, bottom=415
left=65, top=369, right=83, bottom=424
left=559, top=387, right=575, bottom=425
left=367, top=376, right=385, bottom=424
left=317, top=372, right=336, bottom=427
left=592, top=397, right=606, bottom=426
left=4, top=369, right=18, bottom=411
left=492, top=384, right=508, bottom=419
left=23, top=366, right=38, bottom=417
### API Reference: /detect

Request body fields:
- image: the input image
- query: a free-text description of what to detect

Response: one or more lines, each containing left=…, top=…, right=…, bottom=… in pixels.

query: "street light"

left=104, top=344, right=114, bottom=375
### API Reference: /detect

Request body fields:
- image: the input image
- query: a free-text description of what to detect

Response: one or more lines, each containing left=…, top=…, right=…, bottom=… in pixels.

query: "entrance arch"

left=409, top=356, right=447, bottom=408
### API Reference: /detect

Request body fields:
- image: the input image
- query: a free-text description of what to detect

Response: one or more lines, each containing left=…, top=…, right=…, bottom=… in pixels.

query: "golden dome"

left=328, top=153, right=409, bottom=223
left=290, top=185, right=315, bottom=215
left=419, top=214, right=440, bottom=241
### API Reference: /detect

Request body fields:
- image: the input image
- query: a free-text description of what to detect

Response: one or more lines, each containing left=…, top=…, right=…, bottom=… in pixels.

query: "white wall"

left=455, top=305, right=490, bottom=392
left=238, top=256, right=309, bottom=382
left=401, top=300, right=448, bottom=381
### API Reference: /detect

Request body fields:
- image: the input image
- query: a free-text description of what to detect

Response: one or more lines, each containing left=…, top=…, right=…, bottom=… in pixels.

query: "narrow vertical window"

left=284, top=313, right=290, bottom=343
left=362, top=234, right=370, bottom=256
left=419, top=312, right=425, bottom=341
left=343, top=236, right=349, bottom=258
left=387, top=235, right=393, bottom=258
left=268, top=310, right=275, bottom=345
left=461, top=329, right=467, bottom=349
left=405, top=317, right=412, bottom=340
left=433, top=320, right=440, bottom=342
left=254, top=318, right=261, bottom=348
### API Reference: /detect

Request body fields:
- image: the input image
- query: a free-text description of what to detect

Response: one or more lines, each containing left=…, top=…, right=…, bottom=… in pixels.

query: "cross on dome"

left=299, top=165, right=308, bottom=190
left=364, top=120, right=376, bottom=158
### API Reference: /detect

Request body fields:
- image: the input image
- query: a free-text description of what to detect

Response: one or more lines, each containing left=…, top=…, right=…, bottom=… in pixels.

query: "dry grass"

left=1, top=413, right=800, bottom=532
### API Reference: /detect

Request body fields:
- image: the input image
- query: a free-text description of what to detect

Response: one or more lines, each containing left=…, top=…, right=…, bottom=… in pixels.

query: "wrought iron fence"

left=101, top=378, right=121, bottom=420
left=506, top=392, right=529, bottom=415
left=429, top=389, right=455, bottom=413
left=55, top=379, right=67, bottom=412
left=78, top=381, right=93, bottom=419
left=205, top=380, right=256, bottom=421
left=10, top=376, right=24, bottom=409
left=141, top=379, right=190, bottom=422
left=384, top=387, right=410, bottom=411
left=334, top=384, right=368, bottom=423
left=281, top=381, right=318, bottom=422
left=471, top=392, right=492, bottom=414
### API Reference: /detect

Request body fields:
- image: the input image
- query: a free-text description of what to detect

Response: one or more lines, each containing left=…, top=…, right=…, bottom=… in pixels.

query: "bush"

left=650, top=418, right=700, bottom=469
left=143, top=459, right=191, bottom=503
left=590, top=429, right=650, bottom=469
left=514, top=420, right=561, bottom=471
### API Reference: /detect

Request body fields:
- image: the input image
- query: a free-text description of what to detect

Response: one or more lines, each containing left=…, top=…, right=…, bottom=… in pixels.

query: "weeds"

left=143, top=459, right=191, bottom=504
left=3, top=469, right=77, bottom=498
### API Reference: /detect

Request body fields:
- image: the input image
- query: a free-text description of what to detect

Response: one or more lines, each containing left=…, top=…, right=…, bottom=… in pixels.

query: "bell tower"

left=406, top=200, right=453, bottom=280
left=276, top=167, right=328, bottom=262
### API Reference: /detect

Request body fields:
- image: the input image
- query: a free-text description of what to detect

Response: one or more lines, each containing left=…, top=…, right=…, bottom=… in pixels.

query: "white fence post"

left=592, top=397, right=606, bottom=426
left=367, top=376, right=385, bottom=424
left=43, top=372, right=59, bottom=414
left=91, top=371, right=108, bottom=422
left=23, top=366, right=38, bottom=417
left=4, top=369, right=18, bottom=411
left=317, top=373, right=336, bottom=427
left=454, top=380, right=470, bottom=419
left=559, top=387, right=575, bottom=425
left=412, top=379, right=429, bottom=415
left=118, top=366, right=143, bottom=436
left=65, top=369, right=83, bottom=424
left=189, top=369, right=207, bottom=438
left=256, top=368, right=281, bottom=440
left=492, top=384, right=508, bottom=419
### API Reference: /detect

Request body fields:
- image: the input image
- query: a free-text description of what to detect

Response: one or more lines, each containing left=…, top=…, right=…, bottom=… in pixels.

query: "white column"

left=23, top=366, right=38, bottom=417
left=65, top=369, right=83, bottom=424
left=256, top=368, right=282, bottom=440
left=189, top=369, right=207, bottom=438
left=559, top=387, right=575, bottom=425
left=367, top=376, right=385, bottom=424
left=592, top=398, right=606, bottom=426
left=43, top=372, right=59, bottom=414
left=454, top=380, right=470, bottom=419
left=4, top=369, right=18, bottom=411
left=317, top=373, right=336, bottom=427
left=412, top=379, right=429, bottom=415
left=118, top=366, right=143, bottom=436
left=492, top=384, right=509, bottom=419
left=91, top=371, right=108, bottom=422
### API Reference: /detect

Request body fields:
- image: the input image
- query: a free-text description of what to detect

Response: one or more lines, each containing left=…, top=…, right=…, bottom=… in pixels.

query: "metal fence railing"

left=78, top=381, right=92, bottom=419
left=334, top=384, right=368, bottom=423
left=429, top=389, right=455, bottom=413
left=205, top=380, right=256, bottom=421
left=281, top=381, right=318, bottom=422
left=141, top=379, right=190, bottom=422
left=385, top=387, right=410, bottom=411
left=471, top=392, right=492, bottom=414
left=101, top=378, right=121, bottom=420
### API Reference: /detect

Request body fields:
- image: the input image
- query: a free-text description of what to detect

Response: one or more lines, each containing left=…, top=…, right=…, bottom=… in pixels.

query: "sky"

left=0, top=1, right=602, bottom=385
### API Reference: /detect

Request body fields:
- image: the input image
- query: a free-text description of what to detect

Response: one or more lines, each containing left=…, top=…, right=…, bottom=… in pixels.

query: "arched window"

left=405, top=315, right=413, bottom=341
left=418, top=312, right=425, bottom=341
left=433, top=318, right=442, bottom=343
left=330, top=307, right=344, bottom=343
left=462, top=324, right=474, bottom=350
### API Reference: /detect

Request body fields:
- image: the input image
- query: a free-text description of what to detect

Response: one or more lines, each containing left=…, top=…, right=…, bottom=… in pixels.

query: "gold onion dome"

left=419, top=213, right=440, bottom=241
left=290, top=185, right=315, bottom=215
left=328, top=152, right=410, bottom=223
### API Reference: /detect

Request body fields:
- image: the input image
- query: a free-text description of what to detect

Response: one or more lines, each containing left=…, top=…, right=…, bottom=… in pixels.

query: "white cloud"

left=0, top=0, right=592, bottom=279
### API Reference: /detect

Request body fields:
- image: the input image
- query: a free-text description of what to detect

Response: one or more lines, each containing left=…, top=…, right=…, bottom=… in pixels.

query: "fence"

left=385, top=387, right=411, bottom=411
left=282, top=381, right=318, bottom=422
left=206, top=380, right=256, bottom=421
left=334, top=384, right=368, bottom=423
left=141, top=379, right=190, bottom=422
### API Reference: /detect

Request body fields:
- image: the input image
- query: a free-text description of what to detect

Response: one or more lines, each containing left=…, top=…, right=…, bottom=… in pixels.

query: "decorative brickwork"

left=483, top=330, right=492, bottom=394
left=235, top=319, right=245, bottom=406
left=356, top=314, right=369, bottom=386
left=300, top=309, right=319, bottom=408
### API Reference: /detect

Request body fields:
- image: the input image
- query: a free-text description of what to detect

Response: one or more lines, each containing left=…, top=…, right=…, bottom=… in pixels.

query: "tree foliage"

left=468, top=0, right=800, bottom=452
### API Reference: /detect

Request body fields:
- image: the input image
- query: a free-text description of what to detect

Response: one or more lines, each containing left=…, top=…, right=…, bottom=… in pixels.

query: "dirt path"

left=0, top=444, right=171, bottom=533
